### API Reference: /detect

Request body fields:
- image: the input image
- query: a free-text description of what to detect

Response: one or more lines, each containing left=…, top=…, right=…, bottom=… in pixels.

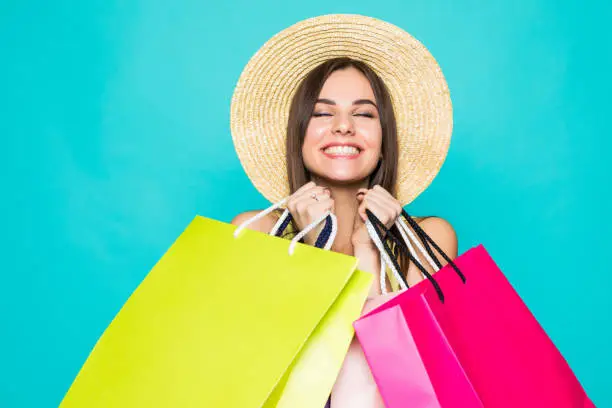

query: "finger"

left=364, top=195, right=396, bottom=226
left=370, top=186, right=402, bottom=215
left=368, top=186, right=396, bottom=203
left=317, top=188, right=332, bottom=199
left=294, top=181, right=316, bottom=195
left=363, top=196, right=386, bottom=220
left=290, top=183, right=322, bottom=205
left=294, top=186, right=330, bottom=208
left=371, top=185, right=395, bottom=200
left=295, top=193, right=334, bottom=217
left=295, top=185, right=329, bottom=201
left=310, top=198, right=334, bottom=214
left=367, top=188, right=402, bottom=218
left=288, top=182, right=314, bottom=211
left=289, top=185, right=328, bottom=211
left=296, top=187, right=330, bottom=203
left=304, top=199, right=335, bottom=225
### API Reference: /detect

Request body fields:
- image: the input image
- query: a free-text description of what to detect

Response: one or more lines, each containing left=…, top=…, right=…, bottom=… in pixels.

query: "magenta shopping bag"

left=354, top=212, right=595, bottom=408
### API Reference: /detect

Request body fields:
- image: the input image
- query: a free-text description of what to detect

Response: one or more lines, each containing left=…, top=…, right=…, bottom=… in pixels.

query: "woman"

left=229, top=14, right=458, bottom=407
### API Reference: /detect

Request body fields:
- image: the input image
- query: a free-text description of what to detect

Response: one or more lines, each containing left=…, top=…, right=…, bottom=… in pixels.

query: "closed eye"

left=312, top=112, right=374, bottom=118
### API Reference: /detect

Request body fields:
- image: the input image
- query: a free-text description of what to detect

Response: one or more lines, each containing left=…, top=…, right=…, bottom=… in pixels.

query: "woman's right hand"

left=286, top=181, right=335, bottom=246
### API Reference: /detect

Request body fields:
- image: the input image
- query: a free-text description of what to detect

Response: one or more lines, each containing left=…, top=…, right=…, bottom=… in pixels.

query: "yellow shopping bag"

left=60, top=215, right=372, bottom=408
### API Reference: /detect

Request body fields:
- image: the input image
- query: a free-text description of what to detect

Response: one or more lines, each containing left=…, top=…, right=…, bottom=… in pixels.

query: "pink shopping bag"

left=354, top=212, right=595, bottom=408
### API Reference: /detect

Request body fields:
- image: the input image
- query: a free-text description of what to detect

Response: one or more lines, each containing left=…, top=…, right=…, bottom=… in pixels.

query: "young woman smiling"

left=229, top=14, right=456, bottom=407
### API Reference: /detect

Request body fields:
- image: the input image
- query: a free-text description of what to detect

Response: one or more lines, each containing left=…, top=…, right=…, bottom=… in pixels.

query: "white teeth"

left=323, top=146, right=360, bottom=156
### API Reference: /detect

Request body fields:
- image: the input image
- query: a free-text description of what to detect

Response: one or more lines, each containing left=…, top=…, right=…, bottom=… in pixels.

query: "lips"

left=321, top=143, right=363, bottom=159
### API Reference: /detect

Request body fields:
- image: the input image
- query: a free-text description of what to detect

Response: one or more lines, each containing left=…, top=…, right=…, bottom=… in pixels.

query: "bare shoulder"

left=414, top=216, right=458, bottom=260
left=230, top=210, right=279, bottom=234
left=417, top=217, right=457, bottom=239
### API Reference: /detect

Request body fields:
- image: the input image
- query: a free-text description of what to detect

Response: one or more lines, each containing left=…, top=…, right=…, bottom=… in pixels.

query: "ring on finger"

left=311, top=193, right=319, bottom=202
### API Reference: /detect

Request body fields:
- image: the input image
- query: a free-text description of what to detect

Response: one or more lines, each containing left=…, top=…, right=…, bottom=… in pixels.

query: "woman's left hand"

left=351, top=185, right=403, bottom=248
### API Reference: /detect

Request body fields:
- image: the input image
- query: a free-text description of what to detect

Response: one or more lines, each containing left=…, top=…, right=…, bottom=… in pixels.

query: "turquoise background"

left=2, top=0, right=610, bottom=406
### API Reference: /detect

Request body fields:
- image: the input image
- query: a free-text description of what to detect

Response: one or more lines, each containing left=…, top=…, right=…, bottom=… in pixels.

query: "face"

left=302, top=67, right=383, bottom=185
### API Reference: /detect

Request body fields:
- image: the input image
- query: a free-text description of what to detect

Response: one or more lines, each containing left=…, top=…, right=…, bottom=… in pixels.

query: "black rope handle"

left=273, top=212, right=293, bottom=238
left=314, top=216, right=332, bottom=248
left=401, top=210, right=466, bottom=284
left=407, top=219, right=443, bottom=270
left=366, top=209, right=446, bottom=303
left=365, top=209, right=409, bottom=288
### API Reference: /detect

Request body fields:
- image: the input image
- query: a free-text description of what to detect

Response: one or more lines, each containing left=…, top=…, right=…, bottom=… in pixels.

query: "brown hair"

left=284, top=57, right=424, bottom=282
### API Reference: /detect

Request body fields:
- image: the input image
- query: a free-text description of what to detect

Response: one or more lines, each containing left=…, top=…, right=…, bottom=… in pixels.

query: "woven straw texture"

left=230, top=14, right=453, bottom=205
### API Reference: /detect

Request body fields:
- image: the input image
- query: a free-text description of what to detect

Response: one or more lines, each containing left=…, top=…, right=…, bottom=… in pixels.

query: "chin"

left=304, top=155, right=379, bottom=185
left=310, top=169, right=374, bottom=185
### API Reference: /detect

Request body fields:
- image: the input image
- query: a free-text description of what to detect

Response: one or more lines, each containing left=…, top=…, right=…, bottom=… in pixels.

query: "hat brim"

left=230, top=14, right=452, bottom=205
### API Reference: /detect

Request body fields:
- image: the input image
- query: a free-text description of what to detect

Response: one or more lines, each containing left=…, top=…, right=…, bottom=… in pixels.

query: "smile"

left=321, top=145, right=362, bottom=158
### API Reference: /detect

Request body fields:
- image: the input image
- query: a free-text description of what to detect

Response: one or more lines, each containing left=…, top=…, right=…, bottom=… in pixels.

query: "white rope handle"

left=233, top=197, right=337, bottom=255
left=393, top=219, right=428, bottom=282
left=365, top=219, right=408, bottom=293
left=376, top=216, right=444, bottom=294
left=379, top=252, right=388, bottom=295
left=269, top=208, right=291, bottom=236
left=289, top=212, right=337, bottom=255
left=369, top=215, right=431, bottom=294
left=233, top=197, right=288, bottom=238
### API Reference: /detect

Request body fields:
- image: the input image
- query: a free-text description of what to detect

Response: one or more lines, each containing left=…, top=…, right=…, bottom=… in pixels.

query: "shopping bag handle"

left=234, top=197, right=289, bottom=238
left=397, top=210, right=466, bottom=284
left=368, top=215, right=434, bottom=295
left=366, top=209, right=447, bottom=303
left=288, top=212, right=337, bottom=255
left=370, top=209, right=467, bottom=302
left=270, top=209, right=335, bottom=249
left=364, top=212, right=409, bottom=293
left=233, top=198, right=337, bottom=255
left=395, top=216, right=443, bottom=274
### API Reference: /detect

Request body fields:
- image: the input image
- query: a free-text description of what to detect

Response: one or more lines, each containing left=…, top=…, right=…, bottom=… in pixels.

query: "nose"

left=332, top=113, right=355, bottom=136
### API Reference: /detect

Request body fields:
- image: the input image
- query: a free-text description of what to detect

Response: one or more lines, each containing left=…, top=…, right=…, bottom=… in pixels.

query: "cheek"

left=302, top=121, right=328, bottom=155
left=359, top=122, right=383, bottom=154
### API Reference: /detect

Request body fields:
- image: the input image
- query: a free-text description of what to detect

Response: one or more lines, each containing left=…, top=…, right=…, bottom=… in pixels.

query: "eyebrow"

left=316, top=98, right=378, bottom=107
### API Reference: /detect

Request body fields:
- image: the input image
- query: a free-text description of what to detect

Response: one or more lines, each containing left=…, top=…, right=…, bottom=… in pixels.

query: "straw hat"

left=230, top=14, right=452, bottom=205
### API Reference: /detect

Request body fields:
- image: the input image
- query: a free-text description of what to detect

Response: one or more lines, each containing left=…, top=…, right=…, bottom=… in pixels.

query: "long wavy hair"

left=282, top=57, right=429, bottom=280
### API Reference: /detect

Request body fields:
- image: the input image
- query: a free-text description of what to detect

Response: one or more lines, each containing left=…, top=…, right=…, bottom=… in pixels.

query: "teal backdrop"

left=2, top=0, right=610, bottom=406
